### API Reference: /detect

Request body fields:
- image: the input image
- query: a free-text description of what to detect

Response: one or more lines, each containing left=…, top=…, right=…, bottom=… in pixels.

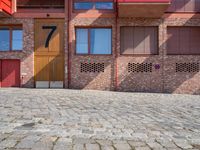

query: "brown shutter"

left=133, top=27, right=145, bottom=54
left=175, top=0, right=185, bottom=12
left=179, top=27, right=190, bottom=54
left=167, top=0, right=177, bottom=12
left=185, top=0, right=195, bottom=12
left=144, top=27, right=158, bottom=54
left=190, top=27, right=200, bottom=54
left=167, top=27, right=200, bottom=55
left=120, top=27, right=134, bottom=54
left=167, top=27, right=180, bottom=54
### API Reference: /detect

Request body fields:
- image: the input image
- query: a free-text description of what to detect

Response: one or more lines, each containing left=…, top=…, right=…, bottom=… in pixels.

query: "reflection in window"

left=95, top=2, right=113, bottom=10
left=12, top=29, right=23, bottom=50
left=74, top=2, right=113, bottom=10
left=90, top=29, right=112, bottom=54
left=76, top=28, right=112, bottom=55
left=0, top=29, right=10, bottom=51
left=76, top=29, right=88, bottom=54
left=74, top=2, right=93, bottom=10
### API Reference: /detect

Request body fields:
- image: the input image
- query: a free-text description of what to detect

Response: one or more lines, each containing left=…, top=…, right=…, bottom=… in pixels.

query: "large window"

left=167, top=27, right=200, bottom=55
left=74, top=2, right=114, bottom=10
left=76, top=28, right=112, bottom=55
left=120, top=27, right=158, bottom=55
left=0, top=26, right=23, bottom=51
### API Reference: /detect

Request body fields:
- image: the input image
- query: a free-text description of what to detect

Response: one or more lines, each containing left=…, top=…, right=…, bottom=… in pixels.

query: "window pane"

left=12, top=29, right=23, bottom=50
left=76, top=29, right=88, bottom=54
left=95, top=2, right=113, bottom=10
left=90, top=29, right=112, bottom=54
left=0, top=29, right=10, bottom=51
left=74, top=2, right=93, bottom=10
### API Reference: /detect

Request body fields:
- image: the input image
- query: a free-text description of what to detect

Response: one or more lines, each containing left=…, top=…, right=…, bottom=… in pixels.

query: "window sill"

left=0, top=50, right=23, bottom=52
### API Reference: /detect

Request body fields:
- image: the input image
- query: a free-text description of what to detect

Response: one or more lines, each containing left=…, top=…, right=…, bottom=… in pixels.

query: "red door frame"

left=0, top=59, right=21, bottom=88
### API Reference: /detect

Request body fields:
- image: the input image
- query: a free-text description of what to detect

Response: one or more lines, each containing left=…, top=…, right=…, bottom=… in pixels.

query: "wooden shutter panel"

left=175, top=0, right=185, bottom=12
left=167, top=27, right=180, bottom=54
left=133, top=27, right=145, bottom=54
left=190, top=27, right=200, bottom=54
left=120, top=27, right=134, bottom=54
left=185, top=0, right=195, bottom=12
left=144, top=27, right=158, bottom=54
left=179, top=27, right=190, bottom=54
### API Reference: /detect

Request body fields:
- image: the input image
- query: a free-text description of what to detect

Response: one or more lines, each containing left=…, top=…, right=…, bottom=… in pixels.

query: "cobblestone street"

left=0, top=89, right=200, bottom=150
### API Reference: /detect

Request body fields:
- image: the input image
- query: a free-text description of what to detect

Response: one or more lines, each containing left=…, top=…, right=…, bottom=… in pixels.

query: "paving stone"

left=53, top=138, right=73, bottom=150
left=73, top=144, right=85, bottom=150
left=134, top=147, right=151, bottom=150
left=101, top=145, right=115, bottom=150
left=0, top=139, right=17, bottom=149
left=85, top=143, right=100, bottom=150
left=114, top=143, right=132, bottom=150
left=173, top=139, right=193, bottom=149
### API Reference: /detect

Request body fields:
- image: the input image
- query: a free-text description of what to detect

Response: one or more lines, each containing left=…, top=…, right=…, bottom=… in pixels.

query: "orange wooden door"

left=34, top=19, right=64, bottom=88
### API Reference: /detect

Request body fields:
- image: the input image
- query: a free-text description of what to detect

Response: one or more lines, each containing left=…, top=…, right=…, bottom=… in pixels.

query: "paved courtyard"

left=0, top=89, right=200, bottom=150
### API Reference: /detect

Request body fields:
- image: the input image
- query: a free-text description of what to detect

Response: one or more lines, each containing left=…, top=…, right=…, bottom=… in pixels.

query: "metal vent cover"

left=128, top=63, right=153, bottom=73
left=80, top=63, right=105, bottom=73
left=176, top=63, right=200, bottom=73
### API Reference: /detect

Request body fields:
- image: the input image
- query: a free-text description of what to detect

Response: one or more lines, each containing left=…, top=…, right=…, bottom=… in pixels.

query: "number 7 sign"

left=42, top=26, right=57, bottom=48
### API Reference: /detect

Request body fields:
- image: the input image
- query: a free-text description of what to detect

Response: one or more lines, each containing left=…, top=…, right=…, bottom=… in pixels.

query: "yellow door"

left=34, top=19, right=64, bottom=88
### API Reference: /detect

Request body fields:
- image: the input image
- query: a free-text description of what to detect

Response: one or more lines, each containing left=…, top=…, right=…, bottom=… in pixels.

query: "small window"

left=0, top=26, right=23, bottom=51
left=74, top=1, right=113, bottom=10
left=95, top=2, right=113, bottom=10
left=74, top=2, right=93, bottom=10
left=76, top=28, right=112, bottom=55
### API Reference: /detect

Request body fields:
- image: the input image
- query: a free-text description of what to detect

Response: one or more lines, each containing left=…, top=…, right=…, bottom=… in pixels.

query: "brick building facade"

left=1, top=0, right=200, bottom=94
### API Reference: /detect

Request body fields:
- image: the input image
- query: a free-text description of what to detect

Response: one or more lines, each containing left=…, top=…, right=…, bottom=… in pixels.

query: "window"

left=167, top=27, right=200, bottom=55
left=76, top=28, right=112, bottom=55
left=74, top=2, right=113, bottom=10
left=120, top=27, right=158, bottom=55
left=0, top=26, right=23, bottom=51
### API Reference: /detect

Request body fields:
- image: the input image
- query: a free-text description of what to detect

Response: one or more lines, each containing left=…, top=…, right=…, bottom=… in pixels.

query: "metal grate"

left=128, top=63, right=153, bottom=73
left=176, top=63, right=200, bottom=72
left=80, top=63, right=105, bottom=73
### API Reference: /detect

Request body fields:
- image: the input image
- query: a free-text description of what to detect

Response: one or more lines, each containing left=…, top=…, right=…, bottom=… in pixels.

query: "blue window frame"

left=76, top=28, right=112, bottom=55
left=74, top=2, right=113, bottom=10
left=0, top=27, right=23, bottom=51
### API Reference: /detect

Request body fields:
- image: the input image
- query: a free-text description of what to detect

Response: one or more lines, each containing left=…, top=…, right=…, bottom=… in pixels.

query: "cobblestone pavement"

left=0, top=89, right=200, bottom=150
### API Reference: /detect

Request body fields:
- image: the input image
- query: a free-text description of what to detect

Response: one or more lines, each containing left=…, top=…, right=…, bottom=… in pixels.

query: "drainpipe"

left=66, top=0, right=71, bottom=88
left=115, top=0, right=119, bottom=91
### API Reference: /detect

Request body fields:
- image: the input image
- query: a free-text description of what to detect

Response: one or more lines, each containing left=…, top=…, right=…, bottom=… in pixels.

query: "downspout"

left=67, top=0, right=71, bottom=88
left=115, top=0, right=118, bottom=91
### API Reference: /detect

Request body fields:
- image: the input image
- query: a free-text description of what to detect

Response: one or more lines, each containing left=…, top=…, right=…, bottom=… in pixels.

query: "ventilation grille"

left=80, top=63, right=105, bottom=73
left=128, top=63, right=153, bottom=73
left=176, top=63, right=200, bottom=73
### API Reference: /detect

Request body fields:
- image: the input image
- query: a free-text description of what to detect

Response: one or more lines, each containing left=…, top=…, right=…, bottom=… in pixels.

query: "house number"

left=42, top=26, right=57, bottom=48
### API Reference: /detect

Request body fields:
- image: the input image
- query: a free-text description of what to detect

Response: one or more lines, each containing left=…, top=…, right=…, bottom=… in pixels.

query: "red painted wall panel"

left=0, top=0, right=12, bottom=14
left=118, top=0, right=171, bottom=3
left=1, top=60, right=20, bottom=87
